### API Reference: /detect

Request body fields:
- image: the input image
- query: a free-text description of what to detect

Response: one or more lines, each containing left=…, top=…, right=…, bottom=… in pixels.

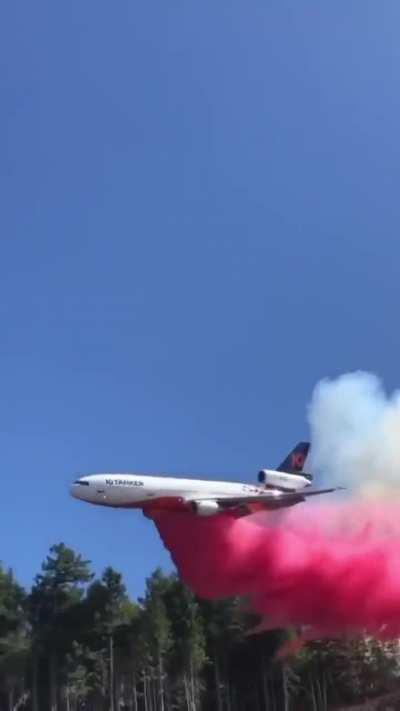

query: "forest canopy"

left=1, top=542, right=400, bottom=711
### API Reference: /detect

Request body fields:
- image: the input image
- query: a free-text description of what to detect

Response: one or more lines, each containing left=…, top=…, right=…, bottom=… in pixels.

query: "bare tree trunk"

left=152, top=672, right=156, bottom=711
left=65, top=686, right=71, bottom=711
left=282, top=664, right=290, bottom=711
left=8, top=688, right=14, bottom=711
left=109, top=633, right=115, bottom=711
left=310, top=673, right=328, bottom=711
left=32, top=653, right=39, bottom=711
left=115, top=672, right=122, bottom=711
left=214, top=655, right=224, bottom=711
left=228, top=683, right=237, bottom=711
left=165, top=678, right=171, bottom=711
left=189, top=656, right=196, bottom=711
left=49, top=652, right=58, bottom=711
left=271, top=677, right=278, bottom=711
left=132, top=678, right=138, bottom=711
left=143, top=672, right=150, bottom=711
left=183, top=674, right=191, bottom=711
left=158, top=652, right=165, bottom=711
left=12, top=692, right=30, bottom=711
left=261, top=662, right=270, bottom=711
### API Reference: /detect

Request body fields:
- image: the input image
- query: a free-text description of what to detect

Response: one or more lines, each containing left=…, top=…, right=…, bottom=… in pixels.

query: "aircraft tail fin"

left=277, top=442, right=310, bottom=473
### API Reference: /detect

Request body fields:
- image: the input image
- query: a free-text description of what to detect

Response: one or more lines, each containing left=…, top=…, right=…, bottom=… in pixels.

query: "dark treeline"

left=1, top=543, right=400, bottom=711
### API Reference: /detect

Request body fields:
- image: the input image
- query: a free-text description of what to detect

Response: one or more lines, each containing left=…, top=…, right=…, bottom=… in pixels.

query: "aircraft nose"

left=70, top=482, right=81, bottom=499
left=70, top=478, right=89, bottom=500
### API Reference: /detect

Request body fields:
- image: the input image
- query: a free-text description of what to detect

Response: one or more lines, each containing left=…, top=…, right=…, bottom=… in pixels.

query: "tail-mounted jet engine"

left=258, top=469, right=313, bottom=492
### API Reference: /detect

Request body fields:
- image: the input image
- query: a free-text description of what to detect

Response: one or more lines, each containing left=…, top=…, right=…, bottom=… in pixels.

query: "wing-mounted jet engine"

left=191, top=500, right=221, bottom=516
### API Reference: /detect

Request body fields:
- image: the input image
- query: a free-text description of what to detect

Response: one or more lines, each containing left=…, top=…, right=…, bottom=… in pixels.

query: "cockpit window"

left=74, top=480, right=90, bottom=486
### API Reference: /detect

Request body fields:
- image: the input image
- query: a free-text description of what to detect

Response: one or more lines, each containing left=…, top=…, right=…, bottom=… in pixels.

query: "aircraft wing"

left=193, top=487, right=341, bottom=513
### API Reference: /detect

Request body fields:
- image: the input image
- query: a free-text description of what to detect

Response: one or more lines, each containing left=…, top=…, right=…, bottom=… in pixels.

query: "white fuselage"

left=70, top=468, right=311, bottom=517
left=71, top=473, right=264, bottom=509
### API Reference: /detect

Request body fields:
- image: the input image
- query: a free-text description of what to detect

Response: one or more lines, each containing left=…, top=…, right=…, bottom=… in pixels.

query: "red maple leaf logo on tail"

left=291, top=453, right=305, bottom=470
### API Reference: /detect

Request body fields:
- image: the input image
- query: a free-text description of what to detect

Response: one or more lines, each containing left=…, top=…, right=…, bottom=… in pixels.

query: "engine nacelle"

left=257, top=469, right=311, bottom=492
left=191, top=500, right=220, bottom=517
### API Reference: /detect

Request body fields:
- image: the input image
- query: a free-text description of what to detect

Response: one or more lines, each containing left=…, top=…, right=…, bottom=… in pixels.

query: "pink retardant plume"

left=149, top=502, right=400, bottom=640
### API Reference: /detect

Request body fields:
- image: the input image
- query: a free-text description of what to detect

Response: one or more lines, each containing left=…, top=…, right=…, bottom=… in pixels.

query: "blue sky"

left=1, top=1, right=400, bottom=597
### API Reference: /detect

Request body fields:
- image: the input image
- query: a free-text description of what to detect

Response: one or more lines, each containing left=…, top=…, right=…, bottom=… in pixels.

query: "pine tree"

left=140, top=569, right=173, bottom=711
left=162, top=577, right=207, bottom=711
left=0, top=567, right=29, bottom=711
left=28, top=543, right=93, bottom=711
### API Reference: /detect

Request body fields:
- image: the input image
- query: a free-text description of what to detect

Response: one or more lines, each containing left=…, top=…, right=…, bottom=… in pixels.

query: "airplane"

left=70, top=442, right=341, bottom=519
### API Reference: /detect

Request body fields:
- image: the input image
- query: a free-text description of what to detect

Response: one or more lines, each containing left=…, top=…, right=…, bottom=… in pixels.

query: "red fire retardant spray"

left=150, top=502, right=400, bottom=640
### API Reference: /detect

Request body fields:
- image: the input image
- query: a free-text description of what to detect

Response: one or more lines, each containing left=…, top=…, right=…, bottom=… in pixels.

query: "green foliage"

left=29, top=543, right=93, bottom=634
left=0, top=544, right=400, bottom=710
left=0, top=566, right=29, bottom=709
left=0, top=567, right=26, bottom=638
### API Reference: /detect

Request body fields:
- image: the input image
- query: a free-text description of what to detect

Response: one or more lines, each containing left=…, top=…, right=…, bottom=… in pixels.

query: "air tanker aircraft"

left=70, top=442, right=340, bottom=518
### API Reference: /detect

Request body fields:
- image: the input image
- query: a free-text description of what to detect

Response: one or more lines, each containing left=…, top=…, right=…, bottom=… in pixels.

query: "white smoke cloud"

left=307, top=372, right=400, bottom=497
